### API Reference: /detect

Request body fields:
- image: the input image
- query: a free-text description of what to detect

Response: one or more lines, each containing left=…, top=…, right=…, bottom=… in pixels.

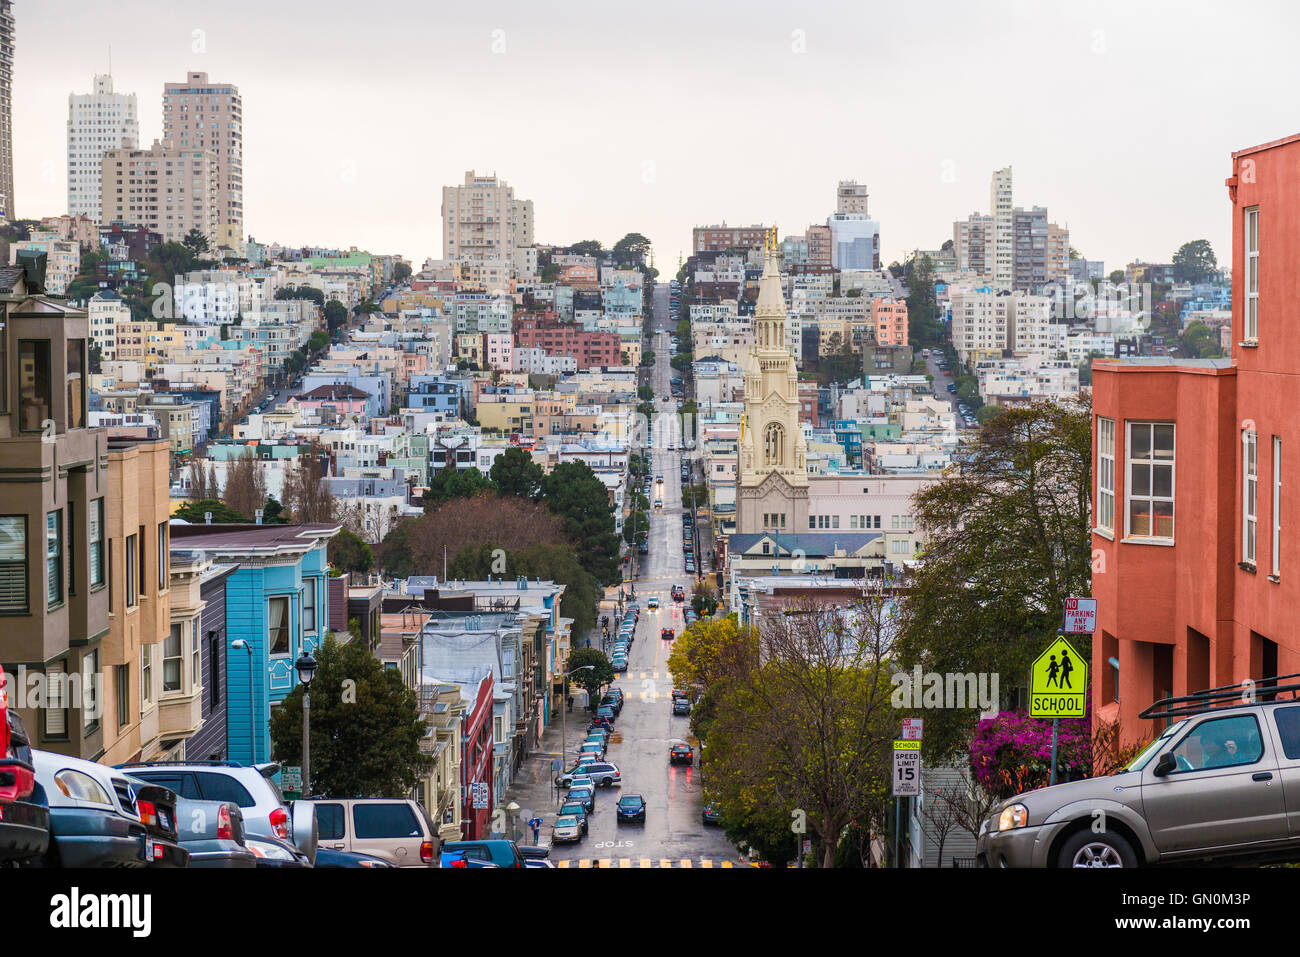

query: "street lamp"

left=506, top=800, right=521, bottom=841
left=231, top=640, right=255, bottom=762
left=295, top=651, right=318, bottom=798
left=561, top=664, right=596, bottom=780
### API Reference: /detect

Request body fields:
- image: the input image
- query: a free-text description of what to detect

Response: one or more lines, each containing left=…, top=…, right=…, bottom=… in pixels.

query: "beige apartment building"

left=162, top=72, right=243, bottom=249
left=99, top=436, right=178, bottom=765
left=441, top=171, right=534, bottom=271
left=0, top=265, right=111, bottom=760
left=101, top=139, right=219, bottom=245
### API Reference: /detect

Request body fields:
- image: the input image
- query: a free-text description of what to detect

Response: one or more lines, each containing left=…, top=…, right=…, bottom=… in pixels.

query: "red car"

left=661, top=628, right=674, bottom=640
left=0, top=671, right=50, bottom=864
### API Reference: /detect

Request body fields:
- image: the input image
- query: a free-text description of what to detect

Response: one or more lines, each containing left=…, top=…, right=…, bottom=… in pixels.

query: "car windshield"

left=556, top=816, right=577, bottom=827
left=619, top=797, right=642, bottom=807
left=561, top=804, right=584, bottom=816
left=1122, top=721, right=1185, bottom=772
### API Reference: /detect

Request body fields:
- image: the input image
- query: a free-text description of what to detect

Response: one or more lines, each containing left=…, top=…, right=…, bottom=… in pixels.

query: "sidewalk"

left=502, top=703, right=583, bottom=826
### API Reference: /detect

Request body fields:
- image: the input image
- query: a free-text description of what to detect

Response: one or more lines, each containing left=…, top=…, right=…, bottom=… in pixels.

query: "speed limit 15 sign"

left=892, top=751, right=920, bottom=797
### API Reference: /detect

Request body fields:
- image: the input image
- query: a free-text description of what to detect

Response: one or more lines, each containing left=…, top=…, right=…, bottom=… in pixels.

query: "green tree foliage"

left=276, top=286, right=326, bottom=306
left=1179, top=320, right=1225, bottom=358
left=173, top=498, right=248, bottom=524
left=895, top=399, right=1093, bottom=761
left=565, top=647, right=615, bottom=702
left=323, top=299, right=348, bottom=337
left=423, top=465, right=493, bottom=508
left=568, top=240, right=605, bottom=259
left=307, top=329, right=330, bottom=352
left=329, top=527, right=374, bottom=574
left=1172, top=239, right=1218, bottom=284
left=640, top=351, right=656, bottom=367
left=392, top=261, right=412, bottom=284
left=906, top=254, right=942, bottom=345
left=541, top=461, right=621, bottom=585
left=260, top=496, right=289, bottom=525
left=612, top=232, right=651, bottom=265
left=623, top=510, right=648, bottom=545
left=449, top=540, right=600, bottom=637
left=1108, top=270, right=1125, bottom=285
left=269, top=634, right=432, bottom=797
left=489, top=446, right=544, bottom=499
left=182, top=228, right=210, bottom=257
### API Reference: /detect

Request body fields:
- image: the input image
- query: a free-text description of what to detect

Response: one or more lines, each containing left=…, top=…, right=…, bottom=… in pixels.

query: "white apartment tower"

left=68, top=74, right=139, bottom=225
left=991, top=166, right=1014, bottom=290
left=0, top=1, right=13, bottom=219
left=441, top=171, right=535, bottom=276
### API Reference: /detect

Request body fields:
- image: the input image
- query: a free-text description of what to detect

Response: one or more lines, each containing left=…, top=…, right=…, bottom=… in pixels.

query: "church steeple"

left=735, top=229, right=809, bottom=536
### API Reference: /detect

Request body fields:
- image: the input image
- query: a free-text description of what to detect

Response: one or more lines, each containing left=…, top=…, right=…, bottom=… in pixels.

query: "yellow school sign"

left=1030, top=636, right=1087, bottom=718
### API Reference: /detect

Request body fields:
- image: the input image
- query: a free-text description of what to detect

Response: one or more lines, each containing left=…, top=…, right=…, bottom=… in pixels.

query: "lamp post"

left=295, top=651, right=318, bottom=798
left=560, top=664, right=596, bottom=779
left=230, top=640, right=256, bottom=762
left=506, top=800, right=521, bottom=842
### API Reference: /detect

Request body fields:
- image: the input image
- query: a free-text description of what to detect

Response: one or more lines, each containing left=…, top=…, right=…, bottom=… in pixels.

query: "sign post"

left=892, top=736, right=921, bottom=867
left=1030, top=634, right=1088, bottom=785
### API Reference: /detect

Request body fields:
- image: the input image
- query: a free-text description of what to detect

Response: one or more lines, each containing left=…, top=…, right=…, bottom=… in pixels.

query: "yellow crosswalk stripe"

left=618, top=858, right=632, bottom=868
left=721, top=861, right=733, bottom=868
left=557, top=860, right=571, bottom=868
left=599, top=858, right=613, bottom=868
left=680, top=858, right=692, bottom=868
left=640, top=858, right=652, bottom=868
left=699, top=859, right=713, bottom=868
left=577, top=859, right=591, bottom=868
left=660, top=858, right=672, bottom=869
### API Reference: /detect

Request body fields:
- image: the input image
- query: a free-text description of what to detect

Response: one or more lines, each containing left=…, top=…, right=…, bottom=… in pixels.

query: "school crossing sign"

left=1030, top=636, right=1087, bottom=718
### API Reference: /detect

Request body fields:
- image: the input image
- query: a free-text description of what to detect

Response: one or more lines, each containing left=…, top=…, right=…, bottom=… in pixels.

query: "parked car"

left=576, top=762, right=622, bottom=788
left=559, top=802, right=589, bottom=835
left=551, top=816, right=582, bottom=842
left=309, top=798, right=438, bottom=867
left=246, top=834, right=313, bottom=868
left=977, top=679, right=1300, bottom=868
left=517, top=844, right=551, bottom=861
left=120, top=777, right=191, bottom=868
left=441, top=839, right=525, bottom=868
left=122, top=760, right=317, bottom=865
left=673, top=697, right=692, bottom=716
left=125, top=783, right=255, bottom=869
left=669, top=744, right=694, bottom=766
left=0, top=673, right=48, bottom=865
left=595, top=706, right=616, bottom=725
left=30, top=750, right=179, bottom=868
left=611, top=656, right=628, bottom=672
left=616, top=794, right=647, bottom=824
left=600, top=693, right=622, bottom=715
left=702, top=803, right=723, bottom=826
left=578, top=742, right=604, bottom=761
left=314, top=846, right=396, bottom=868
left=568, top=785, right=596, bottom=813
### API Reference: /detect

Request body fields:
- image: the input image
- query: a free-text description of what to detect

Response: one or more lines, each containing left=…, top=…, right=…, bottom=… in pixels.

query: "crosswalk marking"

left=680, top=858, right=692, bottom=868
left=660, top=858, right=672, bottom=869
left=700, top=859, right=713, bottom=868
left=618, top=858, right=632, bottom=868
left=640, top=858, right=652, bottom=868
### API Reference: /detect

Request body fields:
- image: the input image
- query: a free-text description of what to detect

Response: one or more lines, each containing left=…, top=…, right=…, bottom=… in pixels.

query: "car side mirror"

left=1153, top=752, right=1177, bottom=777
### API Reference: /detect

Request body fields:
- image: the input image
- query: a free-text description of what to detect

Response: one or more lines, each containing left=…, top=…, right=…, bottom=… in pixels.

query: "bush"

left=969, top=710, right=1090, bottom=800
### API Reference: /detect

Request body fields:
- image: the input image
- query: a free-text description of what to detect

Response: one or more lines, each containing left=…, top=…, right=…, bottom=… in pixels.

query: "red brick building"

left=1091, top=133, right=1300, bottom=746
left=512, top=316, right=621, bottom=369
left=692, top=224, right=771, bottom=254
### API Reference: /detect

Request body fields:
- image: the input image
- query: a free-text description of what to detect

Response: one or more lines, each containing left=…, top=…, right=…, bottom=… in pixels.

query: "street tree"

left=173, top=498, right=248, bottom=524
left=565, top=647, right=615, bottom=704
left=488, top=446, right=544, bottom=500
left=895, top=398, right=1093, bottom=760
left=223, top=448, right=268, bottom=521
left=282, top=447, right=336, bottom=523
left=269, top=633, right=432, bottom=798
left=541, top=461, right=621, bottom=585
left=329, top=527, right=374, bottom=575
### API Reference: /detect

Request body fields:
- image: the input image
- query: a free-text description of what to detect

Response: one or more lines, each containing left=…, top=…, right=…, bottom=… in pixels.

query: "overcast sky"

left=15, top=0, right=1300, bottom=273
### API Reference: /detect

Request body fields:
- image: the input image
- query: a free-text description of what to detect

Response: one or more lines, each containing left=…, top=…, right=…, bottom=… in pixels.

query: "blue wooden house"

left=169, top=522, right=340, bottom=763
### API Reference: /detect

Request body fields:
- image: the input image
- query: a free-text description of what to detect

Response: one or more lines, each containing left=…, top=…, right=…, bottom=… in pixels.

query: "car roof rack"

left=1138, top=672, right=1300, bottom=722
left=116, top=760, right=249, bottom=768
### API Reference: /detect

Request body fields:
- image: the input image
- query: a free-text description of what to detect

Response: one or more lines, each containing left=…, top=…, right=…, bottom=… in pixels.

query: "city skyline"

left=13, top=0, right=1298, bottom=270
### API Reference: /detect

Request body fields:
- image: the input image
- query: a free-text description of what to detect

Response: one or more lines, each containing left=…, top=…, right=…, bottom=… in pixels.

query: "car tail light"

left=138, top=799, right=157, bottom=827
left=420, top=841, right=434, bottom=864
left=449, top=858, right=467, bottom=868
left=217, top=804, right=233, bottom=841
left=269, top=807, right=289, bottom=840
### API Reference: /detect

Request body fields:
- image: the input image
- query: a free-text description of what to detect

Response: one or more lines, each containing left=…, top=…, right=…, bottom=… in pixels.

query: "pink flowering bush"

left=969, top=709, right=1091, bottom=800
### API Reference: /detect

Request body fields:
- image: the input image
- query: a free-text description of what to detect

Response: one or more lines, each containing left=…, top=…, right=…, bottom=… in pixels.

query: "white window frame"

left=1125, top=421, right=1176, bottom=542
left=1243, top=430, right=1258, bottom=566
left=1097, top=416, right=1115, bottom=533
left=1273, top=436, right=1282, bottom=577
left=1245, top=206, right=1259, bottom=342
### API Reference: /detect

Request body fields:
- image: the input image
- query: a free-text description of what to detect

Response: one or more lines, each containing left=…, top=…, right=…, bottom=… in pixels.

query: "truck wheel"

left=1057, top=830, right=1137, bottom=868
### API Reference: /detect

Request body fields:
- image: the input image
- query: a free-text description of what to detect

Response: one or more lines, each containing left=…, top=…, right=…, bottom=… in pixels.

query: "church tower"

left=736, top=233, right=809, bottom=535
